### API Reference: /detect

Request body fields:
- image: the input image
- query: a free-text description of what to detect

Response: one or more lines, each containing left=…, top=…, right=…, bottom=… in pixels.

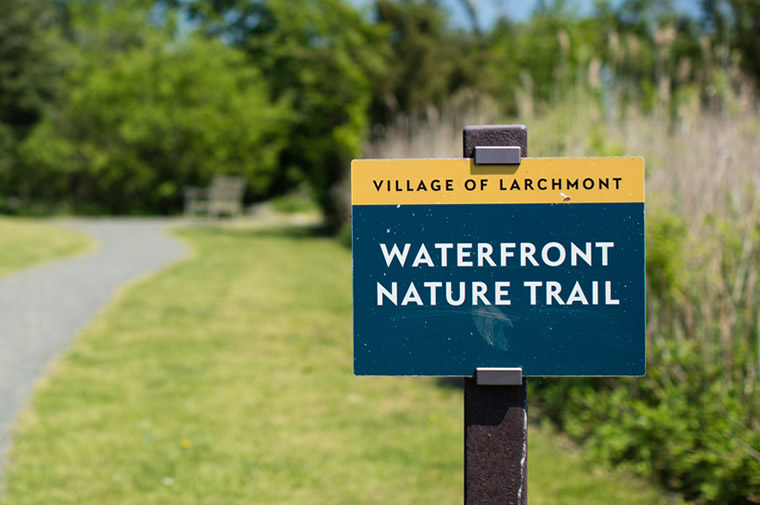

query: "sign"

left=352, top=157, right=645, bottom=377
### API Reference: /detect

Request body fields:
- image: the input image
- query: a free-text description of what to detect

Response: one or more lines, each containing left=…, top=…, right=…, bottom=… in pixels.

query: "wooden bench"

left=184, top=176, right=246, bottom=218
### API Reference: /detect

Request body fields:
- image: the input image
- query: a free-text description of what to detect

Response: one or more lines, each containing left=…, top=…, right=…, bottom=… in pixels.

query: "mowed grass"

left=2, top=225, right=679, bottom=504
left=0, top=217, right=93, bottom=277
left=528, top=421, right=685, bottom=505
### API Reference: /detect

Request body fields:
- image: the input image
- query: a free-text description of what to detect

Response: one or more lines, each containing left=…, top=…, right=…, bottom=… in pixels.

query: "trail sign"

left=352, top=157, right=645, bottom=377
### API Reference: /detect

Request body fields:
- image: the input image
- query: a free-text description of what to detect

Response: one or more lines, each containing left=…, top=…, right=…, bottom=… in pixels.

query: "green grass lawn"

left=0, top=217, right=93, bottom=278
left=1, top=225, right=682, bottom=504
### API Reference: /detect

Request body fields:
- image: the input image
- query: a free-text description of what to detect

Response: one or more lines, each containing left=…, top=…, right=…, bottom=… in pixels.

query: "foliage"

left=534, top=206, right=760, bottom=503
left=644, top=210, right=687, bottom=305
left=702, top=0, right=760, bottom=85
left=368, top=0, right=477, bottom=125
left=270, top=189, right=318, bottom=215
left=0, top=0, right=62, bottom=196
left=481, top=7, right=607, bottom=112
left=184, top=0, right=388, bottom=226
left=521, top=79, right=760, bottom=504
left=0, top=0, right=60, bottom=139
left=12, top=3, right=290, bottom=215
left=367, top=56, right=760, bottom=502
left=527, top=421, right=686, bottom=505
left=2, top=0, right=759, bottom=218
left=0, top=122, right=15, bottom=201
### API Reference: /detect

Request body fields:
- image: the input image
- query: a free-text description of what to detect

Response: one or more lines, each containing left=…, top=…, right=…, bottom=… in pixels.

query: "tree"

left=702, top=0, right=760, bottom=85
left=185, top=0, right=388, bottom=226
left=18, top=3, right=290, bottom=214
left=0, top=0, right=60, bottom=138
left=0, top=0, right=62, bottom=204
left=369, top=0, right=478, bottom=125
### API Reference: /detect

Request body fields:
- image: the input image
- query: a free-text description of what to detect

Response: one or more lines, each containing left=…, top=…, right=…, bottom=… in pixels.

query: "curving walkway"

left=0, top=218, right=188, bottom=479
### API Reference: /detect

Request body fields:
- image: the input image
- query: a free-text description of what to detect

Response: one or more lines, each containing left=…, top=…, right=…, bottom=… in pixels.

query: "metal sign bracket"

left=474, top=145, right=522, bottom=165
left=475, top=367, right=524, bottom=386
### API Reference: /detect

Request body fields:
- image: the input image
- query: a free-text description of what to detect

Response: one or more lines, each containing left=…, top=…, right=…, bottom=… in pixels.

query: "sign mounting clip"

left=476, top=367, right=524, bottom=386
left=474, top=146, right=522, bottom=165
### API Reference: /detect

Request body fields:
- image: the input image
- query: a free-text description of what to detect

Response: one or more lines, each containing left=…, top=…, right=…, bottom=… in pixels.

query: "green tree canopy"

left=17, top=2, right=290, bottom=214
left=0, top=0, right=63, bottom=201
left=0, top=0, right=60, bottom=138
left=369, top=0, right=478, bottom=125
left=702, top=0, right=760, bottom=85
left=184, top=0, right=388, bottom=225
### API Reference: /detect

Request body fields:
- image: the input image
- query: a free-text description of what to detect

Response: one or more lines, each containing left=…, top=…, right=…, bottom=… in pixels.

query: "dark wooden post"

left=463, top=125, right=528, bottom=505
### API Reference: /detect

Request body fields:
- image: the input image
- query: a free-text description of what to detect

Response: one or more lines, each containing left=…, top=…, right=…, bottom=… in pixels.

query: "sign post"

left=351, top=124, right=645, bottom=504
left=463, top=125, right=528, bottom=505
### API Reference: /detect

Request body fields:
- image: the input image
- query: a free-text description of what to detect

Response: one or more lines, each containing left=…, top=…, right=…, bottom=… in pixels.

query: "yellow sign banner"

left=352, top=157, right=644, bottom=205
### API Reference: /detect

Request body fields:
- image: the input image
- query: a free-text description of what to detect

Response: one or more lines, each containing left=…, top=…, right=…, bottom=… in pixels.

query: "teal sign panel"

left=351, top=158, right=645, bottom=377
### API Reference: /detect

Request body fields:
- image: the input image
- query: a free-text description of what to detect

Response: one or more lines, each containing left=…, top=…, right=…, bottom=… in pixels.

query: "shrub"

left=16, top=6, right=290, bottom=214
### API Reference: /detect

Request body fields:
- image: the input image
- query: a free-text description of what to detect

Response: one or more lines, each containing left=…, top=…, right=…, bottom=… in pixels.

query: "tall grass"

left=525, top=85, right=760, bottom=504
left=363, top=90, right=501, bottom=159
left=361, top=38, right=760, bottom=503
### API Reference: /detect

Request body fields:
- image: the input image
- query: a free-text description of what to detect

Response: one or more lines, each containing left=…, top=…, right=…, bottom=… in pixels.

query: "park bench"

left=184, top=175, right=246, bottom=218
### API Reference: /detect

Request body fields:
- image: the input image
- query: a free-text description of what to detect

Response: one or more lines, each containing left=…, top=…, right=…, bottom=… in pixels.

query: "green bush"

left=337, top=221, right=352, bottom=249
left=14, top=5, right=290, bottom=215
left=645, top=210, right=687, bottom=305
left=533, top=210, right=760, bottom=505
left=270, top=189, right=317, bottom=214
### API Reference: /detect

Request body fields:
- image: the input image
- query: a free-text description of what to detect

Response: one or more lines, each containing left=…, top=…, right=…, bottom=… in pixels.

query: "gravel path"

left=0, top=218, right=187, bottom=479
